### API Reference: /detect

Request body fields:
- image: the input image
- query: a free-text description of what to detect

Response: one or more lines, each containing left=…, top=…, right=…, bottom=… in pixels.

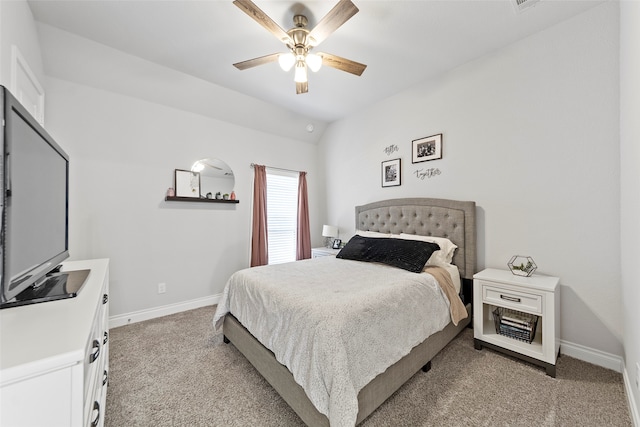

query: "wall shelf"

left=165, top=196, right=239, bottom=204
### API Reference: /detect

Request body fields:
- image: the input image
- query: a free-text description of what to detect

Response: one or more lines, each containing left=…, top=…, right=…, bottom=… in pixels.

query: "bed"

left=214, top=197, right=476, bottom=426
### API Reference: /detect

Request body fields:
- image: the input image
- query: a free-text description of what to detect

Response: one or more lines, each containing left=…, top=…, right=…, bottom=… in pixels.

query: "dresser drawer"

left=482, top=284, right=542, bottom=314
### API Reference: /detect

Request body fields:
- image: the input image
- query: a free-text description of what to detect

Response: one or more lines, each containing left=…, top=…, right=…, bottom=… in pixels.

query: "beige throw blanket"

left=423, top=265, right=468, bottom=325
left=214, top=257, right=465, bottom=427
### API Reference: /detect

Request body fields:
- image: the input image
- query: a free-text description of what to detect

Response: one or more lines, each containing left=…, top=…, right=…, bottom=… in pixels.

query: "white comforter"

left=213, top=257, right=453, bottom=427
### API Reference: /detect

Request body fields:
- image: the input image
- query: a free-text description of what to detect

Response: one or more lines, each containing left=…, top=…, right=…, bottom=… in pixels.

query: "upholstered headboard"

left=355, top=198, right=477, bottom=280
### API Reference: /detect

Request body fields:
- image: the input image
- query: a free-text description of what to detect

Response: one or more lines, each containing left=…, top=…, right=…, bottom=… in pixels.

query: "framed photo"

left=381, top=158, right=401, bottom=187
left=175, top=169, right=201, bottom=198
left=412, top=133, right=442, bottom=163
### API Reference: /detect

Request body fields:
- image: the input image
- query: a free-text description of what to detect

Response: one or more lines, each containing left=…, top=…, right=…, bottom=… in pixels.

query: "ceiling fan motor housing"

left=288, top=15, right=314, bottom=52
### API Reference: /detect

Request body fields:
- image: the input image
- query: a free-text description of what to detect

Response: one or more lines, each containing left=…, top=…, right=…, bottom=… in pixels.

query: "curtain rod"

left=250, top=163, right=303, bottom=174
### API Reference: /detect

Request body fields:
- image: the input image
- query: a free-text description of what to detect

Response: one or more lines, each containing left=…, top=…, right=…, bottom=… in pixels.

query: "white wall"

left=620, top=0, right=640, bottom=420
left=44, top=78, right=321, bottom=317
left=36, top=23, right=327, bottom=145
left=320, top=3, right=622, bottom=356
left=0, top=0, right=44, bottom=91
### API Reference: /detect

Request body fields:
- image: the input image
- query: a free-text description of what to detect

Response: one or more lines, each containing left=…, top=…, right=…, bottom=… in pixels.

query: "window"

left=266, top=169, right=298, bottom=264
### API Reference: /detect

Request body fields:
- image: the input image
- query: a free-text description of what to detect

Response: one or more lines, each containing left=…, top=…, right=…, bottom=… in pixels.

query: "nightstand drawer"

left=483, top=285, right=542, bottom=314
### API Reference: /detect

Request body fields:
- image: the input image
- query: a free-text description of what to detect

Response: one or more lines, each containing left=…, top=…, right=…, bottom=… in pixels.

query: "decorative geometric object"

left=507, top=255, right=537, bottom=277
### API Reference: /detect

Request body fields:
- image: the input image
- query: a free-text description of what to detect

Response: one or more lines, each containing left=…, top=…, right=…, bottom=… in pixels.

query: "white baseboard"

left=622, top=367, right=640, bottom=427
left=560, top=339, right=624, bottom=372
left=109, top=293, right=222, bottom=328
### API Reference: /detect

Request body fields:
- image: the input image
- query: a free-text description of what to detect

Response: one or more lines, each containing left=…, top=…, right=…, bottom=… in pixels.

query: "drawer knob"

left=91, top=401, right=100, bottom=427
left=500, top=294, right=521, bottom=303
left=89, top=339, right=100, bottom=363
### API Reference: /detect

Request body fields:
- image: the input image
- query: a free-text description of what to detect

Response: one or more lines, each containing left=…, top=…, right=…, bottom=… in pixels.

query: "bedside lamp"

left=322, top=225, right=338, bottom=248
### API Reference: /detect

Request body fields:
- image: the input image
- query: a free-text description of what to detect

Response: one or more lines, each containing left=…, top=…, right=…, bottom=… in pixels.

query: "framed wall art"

left=381, top=158, right=401, bottom=187
left=412, top=133, right=442, bottom=163
left=175, top=169, right=201, bottom=198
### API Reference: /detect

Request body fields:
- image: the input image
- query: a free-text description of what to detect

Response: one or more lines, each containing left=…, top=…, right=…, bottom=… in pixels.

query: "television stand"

left=3, top=268, right=91, bottom=309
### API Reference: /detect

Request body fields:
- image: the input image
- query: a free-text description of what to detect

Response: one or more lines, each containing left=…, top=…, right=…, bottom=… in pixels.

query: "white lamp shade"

left=294, top=61, right=308, bottom=83
left=322, top=225, right=338, bottom=238
left=278, top=53, right=295, bottom=71
left=305, top=53, right=322, bottom=72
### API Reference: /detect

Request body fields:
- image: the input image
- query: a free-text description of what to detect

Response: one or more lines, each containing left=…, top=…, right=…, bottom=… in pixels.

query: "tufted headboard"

left=355, top=198, right=477, bottom=280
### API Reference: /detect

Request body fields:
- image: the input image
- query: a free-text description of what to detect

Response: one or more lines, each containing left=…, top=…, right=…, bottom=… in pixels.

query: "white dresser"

left=1, top=259, right=110, bottom=427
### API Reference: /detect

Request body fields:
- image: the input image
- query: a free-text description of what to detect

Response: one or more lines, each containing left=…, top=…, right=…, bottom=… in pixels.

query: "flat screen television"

left=0, top=85, right=84, bottom=309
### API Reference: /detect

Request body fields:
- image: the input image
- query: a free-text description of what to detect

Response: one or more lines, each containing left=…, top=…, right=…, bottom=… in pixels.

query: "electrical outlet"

left=158, top=283, right=166, bottom=294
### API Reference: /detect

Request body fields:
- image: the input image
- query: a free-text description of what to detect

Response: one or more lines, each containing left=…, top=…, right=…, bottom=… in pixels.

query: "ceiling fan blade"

left=308, top=0, right=359, bottom=46
left=233, top=0, right=292, bottom=44
left=233, top=53, right=280, bottom=70
left=317, top=52, right=366, bottom=76
left=296, top=81, right=309, bottom=95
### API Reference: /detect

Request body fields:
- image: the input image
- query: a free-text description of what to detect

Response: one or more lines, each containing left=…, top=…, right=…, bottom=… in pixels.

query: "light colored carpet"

left=105, top=306, right=632, bottom=426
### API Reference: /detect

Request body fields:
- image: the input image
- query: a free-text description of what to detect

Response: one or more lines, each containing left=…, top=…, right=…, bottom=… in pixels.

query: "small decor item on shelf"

left=215, top=192, right=222, bottom=199
left=166, top=187, right=175, bottom=197
left=206, top=192, right=212, bottom=199
left=223, top=193, right=229, bottom=200
left=508, top=255, right=537, bottom=277
left=230, top=191, right=236, bottom=200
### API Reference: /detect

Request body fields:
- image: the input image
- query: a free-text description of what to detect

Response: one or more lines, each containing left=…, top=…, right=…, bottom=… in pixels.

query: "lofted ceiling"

left=27, top=0, right=604, bottom=124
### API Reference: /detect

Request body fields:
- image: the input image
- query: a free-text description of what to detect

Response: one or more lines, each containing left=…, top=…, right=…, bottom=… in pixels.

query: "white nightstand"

left=473, top=268, right=560, bottom=377
left=311, top=247, right=341, bottom=258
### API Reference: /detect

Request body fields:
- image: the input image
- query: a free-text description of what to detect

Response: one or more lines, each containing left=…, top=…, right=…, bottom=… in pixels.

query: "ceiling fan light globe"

left=306, top=54, right=322, bottom=72
left=294, top=62, right=308, bottom=83
left=278, top=53, right=296, bottom=71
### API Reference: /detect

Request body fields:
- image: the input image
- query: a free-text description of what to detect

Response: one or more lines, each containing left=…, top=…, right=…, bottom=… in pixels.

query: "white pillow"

left=398, top=233, right=457, bottom=266
left=355, top=230, right=400, bottom=239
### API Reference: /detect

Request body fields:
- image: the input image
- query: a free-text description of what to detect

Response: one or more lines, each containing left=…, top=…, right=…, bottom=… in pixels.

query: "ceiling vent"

left=513, top=0, right=540, bottom=13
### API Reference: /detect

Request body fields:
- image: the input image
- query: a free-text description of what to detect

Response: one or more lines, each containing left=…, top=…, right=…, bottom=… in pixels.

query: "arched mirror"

left=191, top=158, right=235, bottom=198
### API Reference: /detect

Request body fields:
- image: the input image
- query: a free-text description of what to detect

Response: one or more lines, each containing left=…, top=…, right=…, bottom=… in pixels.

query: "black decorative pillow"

left=336, top=235, right=440, bottom=273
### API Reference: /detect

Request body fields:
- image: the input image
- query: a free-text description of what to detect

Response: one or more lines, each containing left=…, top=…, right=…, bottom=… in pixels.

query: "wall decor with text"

left=414, top=168, right=441, bottom=180
left=383, top=144, right=399, bottom=156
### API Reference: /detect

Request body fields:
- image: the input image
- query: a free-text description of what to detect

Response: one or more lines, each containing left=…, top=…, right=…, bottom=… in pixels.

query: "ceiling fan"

left=232, top=0, right=367, bottom=94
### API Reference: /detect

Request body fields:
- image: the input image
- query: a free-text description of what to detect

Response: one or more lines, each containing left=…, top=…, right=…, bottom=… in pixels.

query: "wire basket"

left=493, top=307, right=538, bottom=343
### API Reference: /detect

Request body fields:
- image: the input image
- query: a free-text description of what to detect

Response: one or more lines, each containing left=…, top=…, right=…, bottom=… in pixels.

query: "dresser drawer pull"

left=500, top=294, right=521, bottom=303
left=89, top=339, right=100, bottom=363
left=103, top=293, right=109, bottom=304
left=103, top=331, right=109, bottom=345
left=91, top=401, right=100, bottom=427
left=103, top=369, right=109, bottom=386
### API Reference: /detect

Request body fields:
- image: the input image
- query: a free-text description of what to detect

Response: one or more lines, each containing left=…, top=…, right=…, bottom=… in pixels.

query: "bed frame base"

left=223, top=304, right=471, bottom=427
